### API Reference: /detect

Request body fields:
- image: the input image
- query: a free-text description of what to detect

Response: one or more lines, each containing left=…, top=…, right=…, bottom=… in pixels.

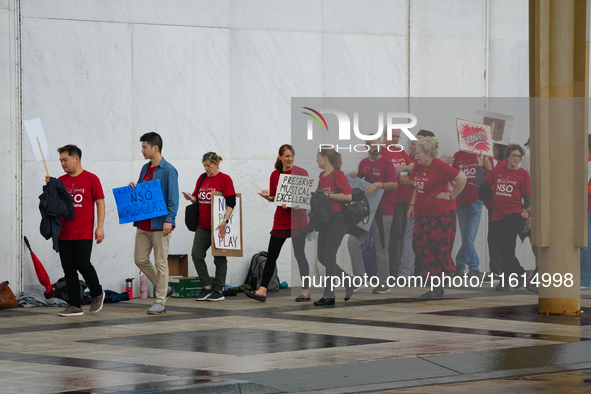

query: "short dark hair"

left=417, top=129, right=435, bottom=138
left=140, top=132, right=163, bottom=153
left=504, top=144, right=525, bottom=160
left=57, top=144, right=82, bottom=159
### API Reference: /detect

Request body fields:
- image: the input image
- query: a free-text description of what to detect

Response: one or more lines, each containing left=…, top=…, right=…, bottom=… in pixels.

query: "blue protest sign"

left=112, top=179, right=168, bottom=225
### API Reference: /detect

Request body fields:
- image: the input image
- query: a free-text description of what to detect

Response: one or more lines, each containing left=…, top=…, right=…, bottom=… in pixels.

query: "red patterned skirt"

left=412, top=210, right=457, bottom=277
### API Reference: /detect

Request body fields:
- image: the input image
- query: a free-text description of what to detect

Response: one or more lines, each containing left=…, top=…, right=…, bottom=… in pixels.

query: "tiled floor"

left=1, top=287, right=591, bottom=393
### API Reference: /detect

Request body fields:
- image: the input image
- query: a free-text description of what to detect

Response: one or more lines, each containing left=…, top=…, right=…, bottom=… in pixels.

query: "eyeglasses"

left=509, top=154, right=522, bottom=159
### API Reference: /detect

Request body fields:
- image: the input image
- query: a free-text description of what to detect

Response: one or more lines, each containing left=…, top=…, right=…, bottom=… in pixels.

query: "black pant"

left=389, top=202, right=407, bottom=276
left=58, top=239, right=102, bottom=307
left=317, top=212, right=350, bottom=298
left=490, top=213, right=525, bottom=277
left=487, top=207, right=502, bottom=274
left=260, top=234, right=310, bottom=289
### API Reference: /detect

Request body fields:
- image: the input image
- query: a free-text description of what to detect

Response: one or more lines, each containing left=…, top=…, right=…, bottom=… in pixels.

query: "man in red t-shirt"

left=47, top=145, right=105, bottom=317
left=347, top=138, right=398, bottom=294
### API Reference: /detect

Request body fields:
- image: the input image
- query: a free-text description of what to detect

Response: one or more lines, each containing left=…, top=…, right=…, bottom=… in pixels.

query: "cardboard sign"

left=211, top=192, right=243, bottom=257
left=482, top=116, right=506, bottom=142
left=23, top=118, right=51, bottom=162
left=456, top=118, right=494, bottom=157
left=273, top=174, right=317, bottom=210
left=112, top=179, right=167, bottom=225
left=346, top=174, right=384, bottom=232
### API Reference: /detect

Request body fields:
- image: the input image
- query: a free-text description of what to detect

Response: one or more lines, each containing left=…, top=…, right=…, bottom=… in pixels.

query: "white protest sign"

left=347, top=174, right=384, bottom=232
left=23, top=118, right=51, bottom=162
left=211, top=192, right=243, bottom=257
left=273, top=174, right=317, bottom=210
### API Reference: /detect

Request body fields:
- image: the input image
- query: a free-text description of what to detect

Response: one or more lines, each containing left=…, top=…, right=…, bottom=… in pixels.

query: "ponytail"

left=319, top=147, right=343, bottom=169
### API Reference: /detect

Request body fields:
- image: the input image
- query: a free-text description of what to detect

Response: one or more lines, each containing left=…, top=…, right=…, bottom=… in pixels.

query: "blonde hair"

left=417, top=137, right=439, bottom=158
left=202, top=151, right=223, bottom=164
left=318, top=147, right=343, bottom=169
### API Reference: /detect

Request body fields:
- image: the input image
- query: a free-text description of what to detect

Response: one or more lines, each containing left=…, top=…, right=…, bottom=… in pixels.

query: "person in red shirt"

left=452, top=151, right=494, bottom=277
left=245, top=144, right=311, bottom=302
left=408, top=137, right=467, bottom=297
left=348, top=138, right=398, bottom=294
left=48, top=145, right=105, bottom=317
left=476, top=144, right=531, bottom=291
left=314, top=148, right=354, bottom=306
left=381, top=130, right=414, bottom=279
left=184, top=152, right=236, bottom=302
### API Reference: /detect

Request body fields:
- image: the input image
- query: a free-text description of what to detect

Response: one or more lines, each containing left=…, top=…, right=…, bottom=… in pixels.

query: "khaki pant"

left=134, top=229, right=171, bottom=304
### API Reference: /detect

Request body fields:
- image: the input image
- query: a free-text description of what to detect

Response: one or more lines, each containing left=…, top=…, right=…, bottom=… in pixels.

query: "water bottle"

left=125, top=278, right=134, bottom=299
left=140, top=272, right=148, bottom=299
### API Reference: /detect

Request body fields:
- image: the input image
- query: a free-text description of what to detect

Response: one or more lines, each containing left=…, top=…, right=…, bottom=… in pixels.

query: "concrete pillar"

left=529, top=0, right=588, bottom=315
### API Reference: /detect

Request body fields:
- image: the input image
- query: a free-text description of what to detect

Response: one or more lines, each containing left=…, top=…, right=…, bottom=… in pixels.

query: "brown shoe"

left=58, top=305, right=84, bottom=317
left=90, top=291, right=105, bottom=313
left=295, top=294, right=311, bottom=302
left=245, top=290, right=266, bottom=302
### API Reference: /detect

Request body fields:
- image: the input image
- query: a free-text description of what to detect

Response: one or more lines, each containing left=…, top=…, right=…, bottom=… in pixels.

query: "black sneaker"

left=372, top=284, right=391, bottom=294
left=207, top=289, right=225, bottom=302
left=467, top=270, right=480, bottom=278
left=196, top=288, right=213, bottom=301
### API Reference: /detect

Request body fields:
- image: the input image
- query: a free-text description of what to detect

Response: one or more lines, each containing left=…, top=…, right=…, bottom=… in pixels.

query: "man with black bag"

left=347, top=138, right=398, bottom=294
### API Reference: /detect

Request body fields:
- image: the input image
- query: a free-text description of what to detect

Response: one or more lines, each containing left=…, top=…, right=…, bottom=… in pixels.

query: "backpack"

left=245, top=251, right=280, bottom=291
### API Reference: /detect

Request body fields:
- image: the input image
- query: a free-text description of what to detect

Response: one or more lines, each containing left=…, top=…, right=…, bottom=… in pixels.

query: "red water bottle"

left=125, top=278, right=134, bottom=299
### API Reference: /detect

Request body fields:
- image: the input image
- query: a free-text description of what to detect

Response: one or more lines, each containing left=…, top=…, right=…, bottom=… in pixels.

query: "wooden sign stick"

left=36, top=136, right=49, bottom=177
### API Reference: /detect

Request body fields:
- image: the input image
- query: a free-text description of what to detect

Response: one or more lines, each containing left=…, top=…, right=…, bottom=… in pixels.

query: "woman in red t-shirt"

left=407, top=137, right=467, bottom=297
left=476, top=144, right=530, bottom=291
left=245, top=144, right=311, bottom=303
left=314, top=148, right=354, bottom=306
left=183, top=152, right=236, bottom=302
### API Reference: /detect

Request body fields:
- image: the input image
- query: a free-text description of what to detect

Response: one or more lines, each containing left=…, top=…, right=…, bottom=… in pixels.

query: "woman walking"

left=245, top=144, right=311, bottom=302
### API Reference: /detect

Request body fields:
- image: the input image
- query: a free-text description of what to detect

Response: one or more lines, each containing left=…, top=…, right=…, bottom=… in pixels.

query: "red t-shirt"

left=357, top=155, right=397, bottom=215
left=58, top=170, right=104, bottom=240
left=318, top=169, right=352, bottom=214
left=453, top=151, right=494, bottom=206
left=382, top=149, right=413, bottom=205
left=269, top=166, right=309, bottom=230
left=483, top=160, right=506, bottom=209
left=483, top=163, right=530, bottom=220
left=192, top=172, right=235, bottom=230
left=410, top=158, right=460, bottom=216
left=138, top=165, right=157, bottom=231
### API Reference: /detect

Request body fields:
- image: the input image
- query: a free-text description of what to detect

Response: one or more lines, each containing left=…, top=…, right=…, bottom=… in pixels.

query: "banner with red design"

left=456, top=118, right=493, bottom=157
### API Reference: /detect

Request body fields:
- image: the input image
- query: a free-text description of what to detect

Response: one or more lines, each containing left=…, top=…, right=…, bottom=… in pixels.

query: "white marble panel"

left=22, top=160, right=136, bottom=295
left=489, top=0, right=528, bottom=41
left=323, top=34, right=407, bottom=97
left=21, top=18, right=132, bottom=162
left=410, top=0, right=485, bottom=39
left=324, top=0, right=407, bottom=36
left=20, top=0, right=130, bottom=23
left=410, top=36, right=485, bottom=97
left=488, top=40, right=528, bottom=98
left=230, top=0, right=321, bottom=32
left=231, top=30, right=322, bottom=160
left=131, top=0, right=229, bottom=27
left=132, top=24, right=231, bottom=161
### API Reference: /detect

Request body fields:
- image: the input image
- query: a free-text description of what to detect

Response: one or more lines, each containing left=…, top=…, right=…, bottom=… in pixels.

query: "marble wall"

left=2, top=0, right=537, bottom=296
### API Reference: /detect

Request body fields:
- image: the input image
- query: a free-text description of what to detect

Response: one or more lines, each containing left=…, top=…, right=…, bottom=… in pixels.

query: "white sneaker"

left=147, top=302, right=166, bottom=315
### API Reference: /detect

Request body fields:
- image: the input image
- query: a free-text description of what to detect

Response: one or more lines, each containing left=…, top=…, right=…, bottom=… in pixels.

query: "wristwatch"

left=449, top=194, right=454, bottom=201
left=225, top=219, right=229, bottom=224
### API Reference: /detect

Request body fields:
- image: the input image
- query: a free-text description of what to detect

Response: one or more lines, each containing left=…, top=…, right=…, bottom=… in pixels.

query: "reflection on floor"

left=1, top=286, right=591, bottom=393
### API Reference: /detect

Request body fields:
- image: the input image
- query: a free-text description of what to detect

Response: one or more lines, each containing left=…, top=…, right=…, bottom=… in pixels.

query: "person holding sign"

left=47, top=145, right=105, bottom=317
left=314, top=147, right=354, bottom=306
left=131, top=132, right=179, bottom=315
left=184, top=152, right=236, bottom=302
left=407, top=137, right=467, bottom=297
left=476, top=145, right=530, bottom=291
left=245, top=144, right=311, bottom=302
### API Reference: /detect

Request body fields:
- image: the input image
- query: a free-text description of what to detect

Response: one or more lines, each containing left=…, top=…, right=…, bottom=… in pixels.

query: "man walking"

left=131, top=132, right=179, bottom=315
left=50, top=145, right=105, bottom=317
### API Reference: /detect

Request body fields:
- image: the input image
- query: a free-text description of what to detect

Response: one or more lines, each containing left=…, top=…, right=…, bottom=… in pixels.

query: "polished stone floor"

left=1, top=285, right=591, bottom=393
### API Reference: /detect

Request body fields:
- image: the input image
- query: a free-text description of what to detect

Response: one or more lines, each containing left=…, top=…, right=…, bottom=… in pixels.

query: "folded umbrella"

left=23, top=236, right=54, bottom=296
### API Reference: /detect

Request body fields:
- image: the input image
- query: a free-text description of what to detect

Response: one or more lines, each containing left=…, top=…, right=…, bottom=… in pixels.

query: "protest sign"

left=346, top=174, right=384, bottom=232
left=23, top=118, right=51, bottom=176
left=211, top=192, right=243, bottom=257
left=112, top=179, right=167, bottom=225
left=473, top=109, right=515, bottom=145
left=456, top=118, right=494, bottom=157
left=273, top=174, right=317, bottom=210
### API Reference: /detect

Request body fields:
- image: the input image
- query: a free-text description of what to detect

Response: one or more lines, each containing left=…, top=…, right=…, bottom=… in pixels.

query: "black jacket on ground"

left=39, top=177, right=75, bottom=252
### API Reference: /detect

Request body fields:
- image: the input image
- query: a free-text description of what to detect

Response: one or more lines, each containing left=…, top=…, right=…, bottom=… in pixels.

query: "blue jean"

left=580, top=211, right=591, bottom=286
left=455, top=200, right=483, bottom=272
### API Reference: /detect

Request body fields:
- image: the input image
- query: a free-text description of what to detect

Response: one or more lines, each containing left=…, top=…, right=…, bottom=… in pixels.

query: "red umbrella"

left=24, top=236, right=54, bottom=295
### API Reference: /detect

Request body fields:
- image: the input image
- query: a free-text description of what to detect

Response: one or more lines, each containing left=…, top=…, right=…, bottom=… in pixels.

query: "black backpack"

left=245, top=251, right=280, bottom=291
